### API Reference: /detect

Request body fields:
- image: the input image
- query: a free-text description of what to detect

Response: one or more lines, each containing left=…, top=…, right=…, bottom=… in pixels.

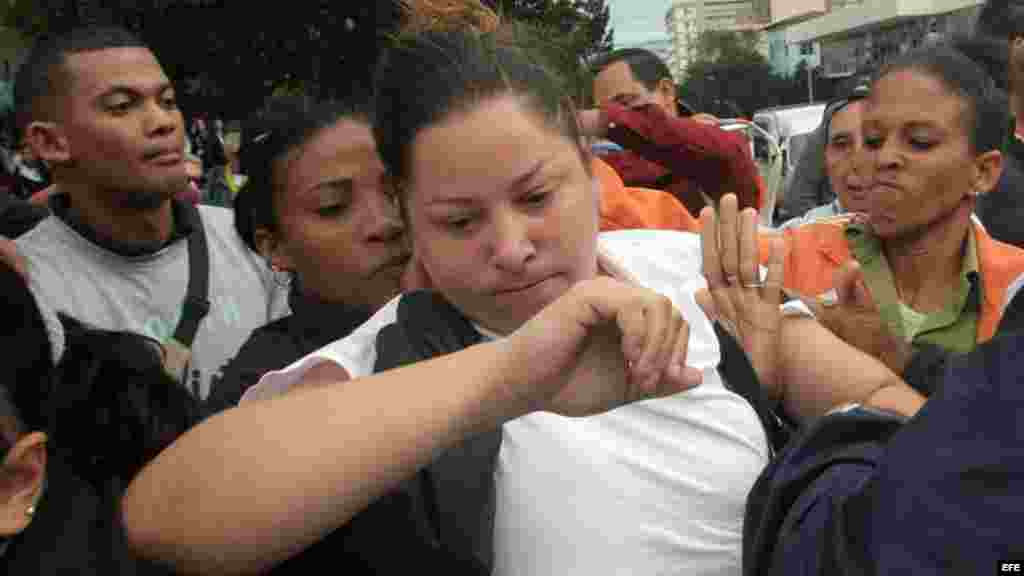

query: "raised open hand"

left=695, top=194, right=786, bottom=399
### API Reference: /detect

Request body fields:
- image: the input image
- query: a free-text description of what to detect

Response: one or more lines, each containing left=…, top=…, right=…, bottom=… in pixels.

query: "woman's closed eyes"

left=313, top=180, right=354, bottom=218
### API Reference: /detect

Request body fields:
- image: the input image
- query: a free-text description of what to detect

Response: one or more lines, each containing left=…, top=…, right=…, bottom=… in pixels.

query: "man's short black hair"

left=13, top=26, right=146, bottom=139
left=591, top=48, right=673, bottom=91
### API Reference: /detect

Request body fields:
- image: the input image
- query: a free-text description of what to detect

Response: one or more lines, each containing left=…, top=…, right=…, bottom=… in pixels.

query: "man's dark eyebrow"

left=97, top=82, right=174, bottom=100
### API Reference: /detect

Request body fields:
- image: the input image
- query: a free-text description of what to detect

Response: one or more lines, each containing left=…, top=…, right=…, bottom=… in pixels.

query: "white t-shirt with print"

left=245, top=229, right=770, bottom=576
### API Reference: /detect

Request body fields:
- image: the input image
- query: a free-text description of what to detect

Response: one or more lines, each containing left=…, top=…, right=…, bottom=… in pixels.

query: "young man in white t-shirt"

left=13, top=27, right=288, bottom=398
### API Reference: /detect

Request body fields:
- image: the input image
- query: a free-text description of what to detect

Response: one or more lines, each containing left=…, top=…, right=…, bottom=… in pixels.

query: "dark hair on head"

left=590, top=48, right=673, bottom=92
left=233, top=94, right=372, bottom=254
left=52, top=315, right=202, bottom=490
left=975, top=0, right=1024, bottom=40
left=0, top=260, right=55, bottom=457
left=13, top=26, right=145, bottom=139
left=836, top=68, right=874, bottom=97
left=950, top=34, right=1011, bottom=91
left=874, top=45, right=1008, bottom=153
left=374, top=29, right=586, bottom=192
left=0, top=256, right=200, bottom=489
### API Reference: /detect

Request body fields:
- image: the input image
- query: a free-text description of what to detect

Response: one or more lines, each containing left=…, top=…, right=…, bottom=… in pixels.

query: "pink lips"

left=495, top=276, right=552, bottom=295
left=147, top=152, right=182, bottom=166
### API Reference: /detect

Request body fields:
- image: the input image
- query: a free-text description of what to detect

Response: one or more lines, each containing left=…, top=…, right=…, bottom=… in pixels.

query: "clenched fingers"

left=616, top=293, right=700, bottom=395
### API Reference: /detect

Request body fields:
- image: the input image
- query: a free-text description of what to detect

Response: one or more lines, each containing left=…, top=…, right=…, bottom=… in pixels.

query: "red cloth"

left=599, top=102, right=765, bottom=216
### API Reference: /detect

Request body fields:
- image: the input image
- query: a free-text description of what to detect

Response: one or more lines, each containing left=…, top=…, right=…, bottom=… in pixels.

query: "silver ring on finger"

left=726, top=274, right=739, bottom=285
left=742, top=281, right=766, bottom=289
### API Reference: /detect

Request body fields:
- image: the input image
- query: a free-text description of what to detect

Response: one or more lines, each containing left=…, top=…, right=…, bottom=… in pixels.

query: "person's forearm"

left=777, top=316, right=909, bottom=423
left=123, top=339, right=524, bottom=575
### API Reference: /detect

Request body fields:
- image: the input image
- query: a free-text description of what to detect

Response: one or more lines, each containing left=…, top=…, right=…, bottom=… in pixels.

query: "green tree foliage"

left=5, top=1, right=401, bottom=120
left=5, top=1, right=613, bottom=119
left=490, top=0, right=613, bottom=60
left=682, top=29, right=835, bottom=117
left=694, top=29, right=764, bottom=66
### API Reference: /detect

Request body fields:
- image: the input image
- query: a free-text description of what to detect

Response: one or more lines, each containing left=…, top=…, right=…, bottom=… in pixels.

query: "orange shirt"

left=593, top=157, right=700, bottom=233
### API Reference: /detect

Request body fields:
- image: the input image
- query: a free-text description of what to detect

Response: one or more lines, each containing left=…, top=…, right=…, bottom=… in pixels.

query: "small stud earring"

left=25, top=504, right=35, bottom=518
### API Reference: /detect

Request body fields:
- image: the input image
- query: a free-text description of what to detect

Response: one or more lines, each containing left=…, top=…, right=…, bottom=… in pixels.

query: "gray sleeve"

left=261, top=263, right=291, bottom=321
left=782, top=125, right=831, bottom=219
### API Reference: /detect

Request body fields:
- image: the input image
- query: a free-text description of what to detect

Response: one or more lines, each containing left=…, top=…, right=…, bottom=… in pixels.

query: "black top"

left=204, top=289, right=373, bottom=414
left=976, top=150, right=1024, bottom=249
left=0, top=190, right=48, bottom=238
left=269, top=489, right=488, bottom=575
left=743, top=330, right=1024, bottom=575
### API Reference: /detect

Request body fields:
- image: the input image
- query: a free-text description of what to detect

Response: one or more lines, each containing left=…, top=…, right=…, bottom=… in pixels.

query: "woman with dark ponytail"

left=204, top=94, right=410, bottom=413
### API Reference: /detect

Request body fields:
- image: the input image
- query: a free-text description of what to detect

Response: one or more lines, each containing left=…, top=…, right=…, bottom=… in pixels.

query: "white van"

left=752, top=104, right=827, bottom=219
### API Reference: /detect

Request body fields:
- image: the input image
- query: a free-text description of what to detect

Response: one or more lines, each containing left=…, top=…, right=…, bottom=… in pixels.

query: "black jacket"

left=975, top=150, right=1024, bottom=249
left=257, top=292, right=492, bottom=575
left=373, top=291, right=501, bottom=571
left=0, top=190, right=48, bottom=238
left=205, top=290, right=373, bottom=414
left=744, top=320, right=1024, bottom=575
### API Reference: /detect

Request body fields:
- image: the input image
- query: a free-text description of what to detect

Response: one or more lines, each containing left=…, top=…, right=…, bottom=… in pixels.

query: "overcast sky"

left=608, top=0, right=673, bottom=47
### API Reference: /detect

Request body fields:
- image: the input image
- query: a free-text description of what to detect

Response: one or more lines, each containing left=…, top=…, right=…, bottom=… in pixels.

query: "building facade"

left=667, top=0, right=706, bottom=77
left=668, top=0, right=771, bottom=78
left=766, top=27, right=822, bottom=76
left=787, top=0, right=983, bottom=77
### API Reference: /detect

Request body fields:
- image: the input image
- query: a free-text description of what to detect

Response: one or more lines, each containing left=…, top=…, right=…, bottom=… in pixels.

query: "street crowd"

left=0, top=0, right=1021, bottom=574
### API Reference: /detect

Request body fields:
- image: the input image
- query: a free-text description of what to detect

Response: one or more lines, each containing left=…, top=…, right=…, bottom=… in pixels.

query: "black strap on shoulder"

left=173, top=203, right=211, bottom=349
left=373, top=291, right=497, bottom=570
left=713, top=322, right=793, bottom=455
